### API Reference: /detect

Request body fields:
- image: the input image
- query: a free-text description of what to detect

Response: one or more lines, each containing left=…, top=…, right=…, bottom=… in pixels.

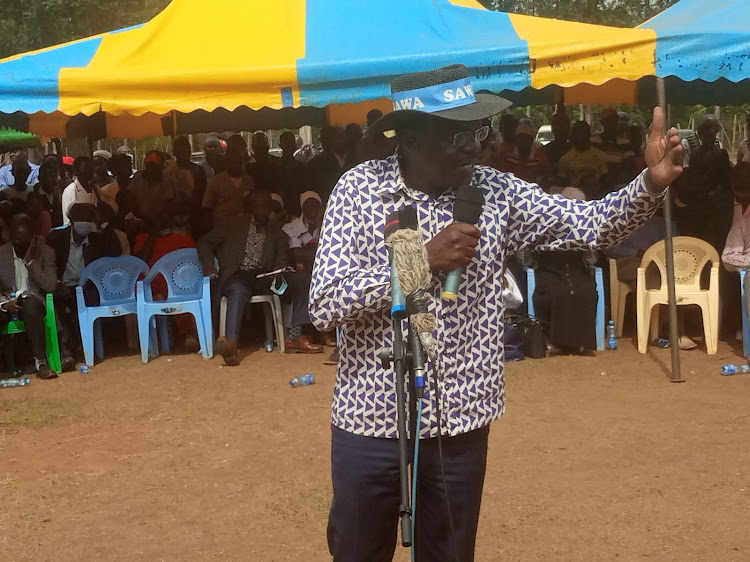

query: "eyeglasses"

left=449, top=125, right=490, bottom=147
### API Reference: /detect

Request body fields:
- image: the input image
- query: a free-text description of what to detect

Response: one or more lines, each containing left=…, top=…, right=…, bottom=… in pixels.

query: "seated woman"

left=531, top=187, right=599, bottom=354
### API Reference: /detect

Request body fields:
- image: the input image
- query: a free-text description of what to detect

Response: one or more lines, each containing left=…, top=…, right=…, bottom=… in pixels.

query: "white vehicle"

left=535, top=125, right=553, bottom=145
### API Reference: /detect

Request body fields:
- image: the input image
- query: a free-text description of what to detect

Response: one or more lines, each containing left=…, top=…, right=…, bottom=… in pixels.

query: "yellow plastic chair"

left=609, top=258, right=633, bottom=338
left=636, top=236, right=720, bottom=354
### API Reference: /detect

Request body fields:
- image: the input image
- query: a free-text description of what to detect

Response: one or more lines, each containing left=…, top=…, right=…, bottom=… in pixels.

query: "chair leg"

left=219, top=297, right=227, bottom=338
left=157, top=317, right=171, bottom=354
left=192, top=311, right=210, bottom=360
left=263, top=304, right=275, bottom=350
left=201, top=300, right=214, bottom=358
left=94, top=319, right=105, bottom=360
left=44, top=312, right=62, bottom=374
left=700, top=303, right=718, bottom=355
left=616, top=290, right=626, bottom=338
left=637, top=300, right=651, bottom=354
left=742, top=284, right=750, bottom=358
left=272, top=296, right=285, bottom=354
left=138, top=315, right=154, bottom=364
left=649, top=305, right=660, bottom=344
left=80, top=317, right=97, bottom=367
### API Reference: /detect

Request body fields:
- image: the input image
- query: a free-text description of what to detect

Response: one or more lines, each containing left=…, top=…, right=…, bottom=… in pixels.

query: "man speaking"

left=309, top=64, right=683, bottom=561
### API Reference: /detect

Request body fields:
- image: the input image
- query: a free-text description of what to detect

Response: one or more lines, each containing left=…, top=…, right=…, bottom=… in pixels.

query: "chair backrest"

left=79, top=256, right=150, bottom=305
left=640, top=236, right=720, bottom=292
left=146, top=248, right=204, bottom=299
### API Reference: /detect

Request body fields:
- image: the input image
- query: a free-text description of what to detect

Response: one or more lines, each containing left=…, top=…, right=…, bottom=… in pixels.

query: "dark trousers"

left=1, top=296, right=46, bottom=359
left=328, top=425, right=489, bottom=562
left=222, top=270, right=312, bottom=340
left=56, top=291, right=82, bottom=359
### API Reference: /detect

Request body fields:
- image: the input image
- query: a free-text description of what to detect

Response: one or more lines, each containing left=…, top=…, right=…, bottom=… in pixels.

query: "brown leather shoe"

left=215, top=337, right=238, bottom=364
left=183, top=335, right=201, bottom=354
left=285, top=336, right=324, bottom=354
left=322, top=332, right=337, bottom=347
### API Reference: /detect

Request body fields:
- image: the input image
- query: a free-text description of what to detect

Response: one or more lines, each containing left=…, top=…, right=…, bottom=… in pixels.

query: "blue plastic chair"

left=740, top=270, right=750, bottom=357
left=526, top=266, right=605, bottom=351
left=76, top=256, right=151, bottom=366
left=136, top=248, right=213, bottom=363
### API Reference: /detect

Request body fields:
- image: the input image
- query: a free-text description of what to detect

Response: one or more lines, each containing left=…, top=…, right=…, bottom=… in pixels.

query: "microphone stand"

left=380, top=317, right=413, bottom=548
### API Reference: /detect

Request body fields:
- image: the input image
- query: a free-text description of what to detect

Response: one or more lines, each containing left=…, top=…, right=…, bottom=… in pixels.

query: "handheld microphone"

left=385, top=210, right=407, bottom=319
left=441, top=184, right=484, bottom=300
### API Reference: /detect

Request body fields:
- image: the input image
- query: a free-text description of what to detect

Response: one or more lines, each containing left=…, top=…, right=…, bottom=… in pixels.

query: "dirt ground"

left=2, top=338, right=750, bottom=562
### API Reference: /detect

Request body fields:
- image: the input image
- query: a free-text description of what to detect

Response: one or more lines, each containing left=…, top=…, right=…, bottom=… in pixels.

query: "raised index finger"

left=648, top=107, right=665, bottom=142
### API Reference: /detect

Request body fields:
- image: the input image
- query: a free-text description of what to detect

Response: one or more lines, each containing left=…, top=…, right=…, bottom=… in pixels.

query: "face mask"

left=271, top=276, right=288, bottom=296
left=159, top=228, right=172, bottom=237
left=73, top=221, right=93, bottom=237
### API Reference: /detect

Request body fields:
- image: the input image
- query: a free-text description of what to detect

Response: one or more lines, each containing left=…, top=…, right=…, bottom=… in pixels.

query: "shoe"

left=35, top=358, right=57, bottom=380
left=183, top=336, right=201, bottom=353
left=678, top=336, right=698, bottom=351
left=322, top=332, right=337, bottom=347
left=323, top=349, right=340, bottom=365
left=61, top=355, right=76, bottom=373
left=285, top=336, right=324, bottom=354
left=215, top=337, right=239, bottom=365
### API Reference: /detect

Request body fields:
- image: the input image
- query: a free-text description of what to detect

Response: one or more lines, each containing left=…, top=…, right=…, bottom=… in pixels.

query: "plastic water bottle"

left=265, top=342, right=274, bottom=353
left=78, top=365, right=89, bottom=374
left=606, top=320, right=617, bottom=350
left=721, top=364, right=750, bottom=376
left=1, top=377, right=31, bottom=388
left=290, top=374, right=314, bottom=388
left=654, top=338, right=670, bottom=349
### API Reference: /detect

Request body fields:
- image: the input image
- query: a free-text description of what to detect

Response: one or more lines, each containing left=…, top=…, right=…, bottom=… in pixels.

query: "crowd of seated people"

left=0, top=122, right=389, bottom=375
left=491, top=107, right=750, bottom=352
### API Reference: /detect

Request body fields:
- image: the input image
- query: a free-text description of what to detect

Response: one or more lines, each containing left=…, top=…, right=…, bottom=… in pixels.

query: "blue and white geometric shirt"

left=310, top=155, right=662, bottom=439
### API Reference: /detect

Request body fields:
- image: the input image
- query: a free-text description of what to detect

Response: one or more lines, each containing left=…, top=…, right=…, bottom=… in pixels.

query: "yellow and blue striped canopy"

left=0, top=0, right=745, bottom=138
left=0, top=0, right=656, bottom=120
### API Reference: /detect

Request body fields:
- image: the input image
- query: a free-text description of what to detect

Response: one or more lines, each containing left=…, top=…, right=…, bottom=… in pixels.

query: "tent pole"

left=657, top=77, right=683, bottom=382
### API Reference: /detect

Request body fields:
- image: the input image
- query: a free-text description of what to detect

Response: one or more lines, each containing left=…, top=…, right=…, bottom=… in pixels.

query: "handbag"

left=504, top=320, right=525, bottom=362
left=515, top=316, right=547, bottom=359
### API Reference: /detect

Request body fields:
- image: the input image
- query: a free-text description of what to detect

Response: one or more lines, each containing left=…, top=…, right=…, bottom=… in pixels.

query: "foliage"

left=479, top=0, right=677, bottom=27
left=0, top=0, right=170, bottom=59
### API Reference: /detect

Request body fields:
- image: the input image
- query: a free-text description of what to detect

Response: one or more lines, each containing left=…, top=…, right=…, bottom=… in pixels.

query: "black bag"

left=515, top=316, right=547, bottom=359
left=504, top=321, right=525, bottom=362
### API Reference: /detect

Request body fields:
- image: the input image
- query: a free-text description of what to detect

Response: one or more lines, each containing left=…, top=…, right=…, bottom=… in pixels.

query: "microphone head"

left=399, top=206, right=418, bottom=231
left=453, top=185, right=484, bottom=224
left=384, top=211, right=401, bottom=239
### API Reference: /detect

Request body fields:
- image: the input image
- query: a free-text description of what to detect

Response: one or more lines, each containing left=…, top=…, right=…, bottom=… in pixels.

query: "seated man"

left=0, top=214, right=57, bottom=379
left=558, top=121, right=609, bottom=199
left=198, top=190, right=322, bottom=366
left=493, top=121, right=549, bottom=184
left=0, top=148, right=39, bottom=187
left=134, top=203, right=200, bottom=352
left=46, top=203, right=123, bottom=370
left=0, top=160, right=34, bottom=202
left=282, top=191, right=334, bottom=347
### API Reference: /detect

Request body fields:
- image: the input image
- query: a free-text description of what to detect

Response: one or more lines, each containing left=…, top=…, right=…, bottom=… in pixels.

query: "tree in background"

left=480, top=0, right=677, bottom=27
left=0, top=0, right=170, bottom=59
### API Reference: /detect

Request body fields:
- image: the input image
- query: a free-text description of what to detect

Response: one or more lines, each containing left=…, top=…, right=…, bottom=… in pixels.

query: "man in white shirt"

left=0, top=148, right=39, bottom=187
left=0, top=160, right=34, bottom=201
left=0, top=214, right=58, bottom=378
left=282, top=191, right=323, bottom=249
left=61, top=156, right=100, bottom=224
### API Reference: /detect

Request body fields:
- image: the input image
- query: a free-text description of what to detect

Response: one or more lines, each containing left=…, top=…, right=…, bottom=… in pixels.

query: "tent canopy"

left=0, top=0, right=659, bottom=138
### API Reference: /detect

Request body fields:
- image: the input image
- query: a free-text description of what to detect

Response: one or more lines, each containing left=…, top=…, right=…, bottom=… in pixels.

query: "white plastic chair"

left=219, top=294, right=285, bottom=353
left=609, top=258, right=633, bottom=338
left=636, top=236, right=720, bottom=354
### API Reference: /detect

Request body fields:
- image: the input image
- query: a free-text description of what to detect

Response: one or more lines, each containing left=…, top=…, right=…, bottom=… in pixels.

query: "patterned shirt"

left=309, top=155, right=662, bottom=439
left=239, top=220, right=265, bottom=271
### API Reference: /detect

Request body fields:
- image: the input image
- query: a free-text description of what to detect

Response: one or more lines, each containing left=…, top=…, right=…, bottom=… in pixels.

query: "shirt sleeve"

left=721, top=221, right=747, bottom=272
left=309, top=170, right=391, bottom=331
left=61, top=185, right=73, bottom=224
left=504, top=169, right=663, bottom=254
